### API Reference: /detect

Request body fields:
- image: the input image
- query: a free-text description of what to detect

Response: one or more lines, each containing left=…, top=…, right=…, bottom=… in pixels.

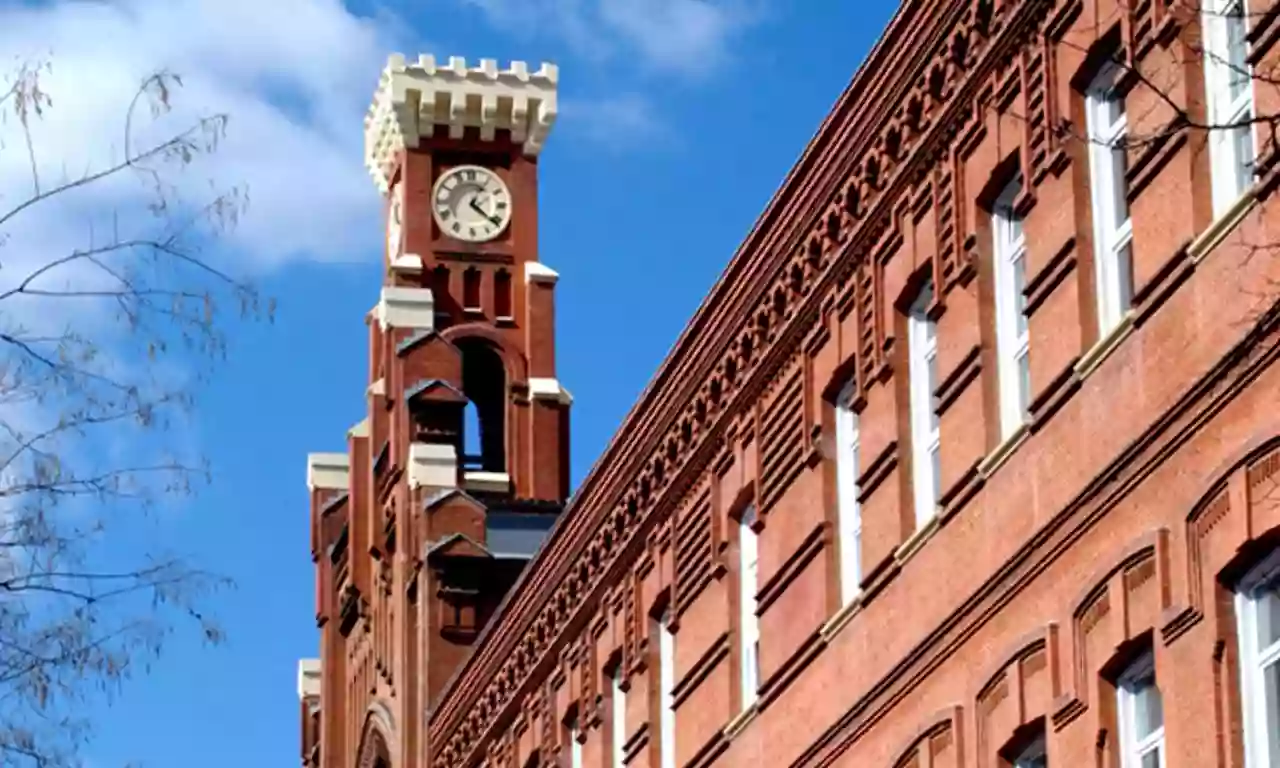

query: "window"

left=569, top=718, right=583, bottom=768
left=908, top=280, right=941, bottom=526
left=834, top=382, right=862, bottom=603
left=1085, top=61, right=1134, bottom=335
left=1011, top=735, right=1047, bottom=768
left=1204, top=0, right=1256, bottom=214
left=658, top=610, right=676, bottom=768
left=992, top=177, right=1031, bottom=437
left=494, top=269, right=514, bottom=320
left=1116, top=651, right=1166, bottom=768
left=739, top=506, right=761, bottom=709
left=464, top=267, right=482, bottom=312
left=1235, top=549, right=1280, bottom=768
left=611, top=666, right=627, bottom=768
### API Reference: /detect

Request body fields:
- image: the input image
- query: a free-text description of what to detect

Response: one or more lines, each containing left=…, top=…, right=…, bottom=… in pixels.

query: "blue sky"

left=0, top=0, right=897, bottom=764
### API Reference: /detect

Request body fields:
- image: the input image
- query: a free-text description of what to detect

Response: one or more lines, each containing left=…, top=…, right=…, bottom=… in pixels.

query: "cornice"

left=427, top=0, right=1070, bottom=763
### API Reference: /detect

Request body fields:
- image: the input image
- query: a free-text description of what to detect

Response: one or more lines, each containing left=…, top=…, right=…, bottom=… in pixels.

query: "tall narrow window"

left=1116, top=651, right=1166, bottom=768
left=569, top=718, right=583, bottom=768
left=1236, top=549, right=1280, bottom=768
left=1204, top=0, right=1256, bottom=214
left=1012, top=735, right=1048, bottom=768
left=463, top=267, right=483, bottom=312
left=739, top=507, right=760, bottom=710
left=908, top=280, right=940, bottom=527
left=834, top=382, right=862, bottom=603
left=1085, top=61, right=1134, bottom=336
left=494, top=269, right=513, bottom=320
left=658, top=610, right=676, bottom=768
left=611, top=666, right=628, bottom=768
left=992, top=177, right=1031, bottom=437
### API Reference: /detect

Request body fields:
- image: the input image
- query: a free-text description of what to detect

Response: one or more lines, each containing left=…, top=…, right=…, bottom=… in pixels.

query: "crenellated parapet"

left=364, top=54, right=559, bottom=193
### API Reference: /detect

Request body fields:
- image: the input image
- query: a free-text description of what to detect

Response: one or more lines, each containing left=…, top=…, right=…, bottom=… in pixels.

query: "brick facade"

left=302, top=2, right=1280, bottom=767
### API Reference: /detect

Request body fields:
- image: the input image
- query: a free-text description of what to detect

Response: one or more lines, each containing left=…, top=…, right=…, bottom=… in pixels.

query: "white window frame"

left=992, top=177, right=1032, bottom=438
left=908, top=280, right=940, bottom=527
left=659, top=610, right=676, bottom=768
left=1204, top=0, right=1257, bottom=216
left=835, top=382, right=863, bottom=604
left=739, top=506, right=760, bottom=710
left=1235, top=548, right=1280, bottom=768
left=1085, top=61, right=1135, bottom=336
left=1116, top=651, right=1166, bottom=768
left=1012, top=735, right=1047, bottom=768
left=611, top=666, right=627, bottom=768
left=570, top=718, right=584, bottom=768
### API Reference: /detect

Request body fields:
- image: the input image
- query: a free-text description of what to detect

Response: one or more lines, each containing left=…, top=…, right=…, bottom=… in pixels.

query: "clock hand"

left=468, top=196, right=502, bottom=227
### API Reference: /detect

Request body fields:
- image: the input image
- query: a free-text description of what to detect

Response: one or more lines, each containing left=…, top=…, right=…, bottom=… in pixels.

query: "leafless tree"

left=0, top=58, right=269, bottom=767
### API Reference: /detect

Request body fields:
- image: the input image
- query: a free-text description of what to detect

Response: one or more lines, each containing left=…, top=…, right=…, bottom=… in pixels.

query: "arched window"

left=457, top=338, right=506, bottom=473
left=494, top=269, right=513, bottom=321
left=463, top=267, right=482, bottom=312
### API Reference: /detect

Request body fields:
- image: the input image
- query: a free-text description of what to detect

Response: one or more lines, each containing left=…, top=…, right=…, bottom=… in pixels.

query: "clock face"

left=387, top=181, right=403, bottom=259
left=432, top=165, right=512, bottom=243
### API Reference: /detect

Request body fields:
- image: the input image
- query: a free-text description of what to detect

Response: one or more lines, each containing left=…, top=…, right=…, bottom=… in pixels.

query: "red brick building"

left=300, top=2, right=1280, bottom=767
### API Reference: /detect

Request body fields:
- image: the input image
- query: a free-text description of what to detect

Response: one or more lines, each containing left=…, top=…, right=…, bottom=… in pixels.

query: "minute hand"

left=468, top=198, right=501, bottom=226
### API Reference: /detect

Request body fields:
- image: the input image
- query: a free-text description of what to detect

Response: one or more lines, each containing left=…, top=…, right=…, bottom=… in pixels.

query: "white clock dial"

left=387, top=181, right=403, bottom=259
left=432, top=165, right=512, bottom=243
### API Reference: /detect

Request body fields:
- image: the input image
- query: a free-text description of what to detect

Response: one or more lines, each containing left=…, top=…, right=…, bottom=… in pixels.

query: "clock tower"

left=302, top=54, right=569, bottom=768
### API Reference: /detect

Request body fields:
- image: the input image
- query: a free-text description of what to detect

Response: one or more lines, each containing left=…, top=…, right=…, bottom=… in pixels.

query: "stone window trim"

left=989, top=174, right=1033, bottom=441
left=1202, top=0, right=1258, bottom=218
left=1083, top=58, right=1136, bottom=340
left=654, top=606, right=677, bottom=768
left=905, top=277, right=941, bottom=531
left=737, top=505, right=761, bottom=712
left=607, top=659, right=628, bottom=768
left=563, top=707, right=585, bottom=768
left=1113, top=648, right=1167, bottom=768
left=833, top=379, right=863, bottom=608
left=1233, top=546, right=1280, bottom=768
left=999, top=720, right=1048, bottom=768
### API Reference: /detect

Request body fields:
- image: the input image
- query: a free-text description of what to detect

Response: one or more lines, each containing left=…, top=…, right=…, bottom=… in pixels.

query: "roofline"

left=429, top=0, right=952, bottom=743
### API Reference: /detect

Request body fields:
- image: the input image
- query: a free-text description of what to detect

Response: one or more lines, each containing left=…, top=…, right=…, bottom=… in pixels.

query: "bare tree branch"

left=0, top=57, right=269, bottom=767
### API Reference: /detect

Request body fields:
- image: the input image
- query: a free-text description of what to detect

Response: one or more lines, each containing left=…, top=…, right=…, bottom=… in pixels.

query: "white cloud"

left=0, top=0, right=403, bottom=593
left=460, top=0, right=761, bottom=79
left=0, top=0, right=403, bottom=270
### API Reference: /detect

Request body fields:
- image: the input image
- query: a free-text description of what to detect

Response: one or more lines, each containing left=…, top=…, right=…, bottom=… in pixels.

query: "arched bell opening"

left=457, top=337, right=507, bottom=474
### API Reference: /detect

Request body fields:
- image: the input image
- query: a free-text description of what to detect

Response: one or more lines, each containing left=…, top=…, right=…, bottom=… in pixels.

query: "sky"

left=0, top=0, right=897, bottom=765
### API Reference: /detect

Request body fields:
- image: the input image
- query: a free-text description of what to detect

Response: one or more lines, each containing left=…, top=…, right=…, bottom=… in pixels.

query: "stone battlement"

left=364, top=54, right=559, bottom=193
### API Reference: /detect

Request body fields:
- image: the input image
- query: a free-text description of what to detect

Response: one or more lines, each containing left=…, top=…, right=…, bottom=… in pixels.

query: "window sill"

left=1074, top=311, right=1135, bottom=382
left=1192, top=190, right=1256, bottom=265
left=978, top=423, right=1029, bottom=480
left=894, top=513, right=941, bottom=568
left=818, top=595, right=863, bottom=643
left=722, top=702, right=759, bottom=742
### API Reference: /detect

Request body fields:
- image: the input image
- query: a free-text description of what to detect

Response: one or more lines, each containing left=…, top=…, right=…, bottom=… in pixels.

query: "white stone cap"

left=375, top=286, right=435, bottom=331
left=408, top=442, right=458, bottom=490
left=348, top=418, right=370, bottom=439
left=390, top=253, right=425, bottom=273
left=525, top=262, right=559, bottom=285
left=298, top=658, right=321, bottom=700
left=528, top=377, right=573, bottom=405
left=307, top=453, right=350, bottom=491
left=365, top=54, right=559, bottom=193
left=463, top=470, right=511, bottom=494
left=367, top=378, right=387, bottom=397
